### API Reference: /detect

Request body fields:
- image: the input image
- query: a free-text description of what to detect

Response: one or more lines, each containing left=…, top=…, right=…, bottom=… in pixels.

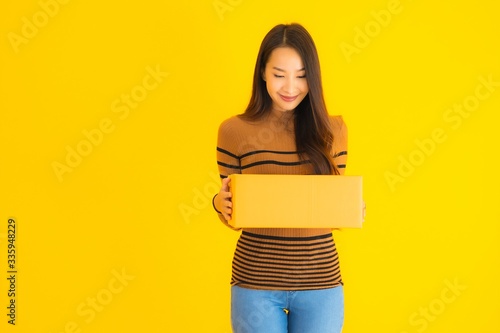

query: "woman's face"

left=263, top=47, right=309, bottom=113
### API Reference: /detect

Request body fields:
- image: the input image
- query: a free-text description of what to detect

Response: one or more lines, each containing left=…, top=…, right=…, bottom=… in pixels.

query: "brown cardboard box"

left=228, top=174, right=363, bottom=228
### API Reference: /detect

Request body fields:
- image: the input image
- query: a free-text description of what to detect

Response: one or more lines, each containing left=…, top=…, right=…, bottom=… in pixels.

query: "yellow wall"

left=1, top=0, right=499, bottom=332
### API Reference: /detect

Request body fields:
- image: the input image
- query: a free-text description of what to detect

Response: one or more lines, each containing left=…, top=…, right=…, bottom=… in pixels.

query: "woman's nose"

left=283, top=77, right=296, bottom=94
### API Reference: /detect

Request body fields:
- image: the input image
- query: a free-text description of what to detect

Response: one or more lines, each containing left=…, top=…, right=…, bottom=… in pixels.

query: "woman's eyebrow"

left=272, top=66, right=306, bottom=72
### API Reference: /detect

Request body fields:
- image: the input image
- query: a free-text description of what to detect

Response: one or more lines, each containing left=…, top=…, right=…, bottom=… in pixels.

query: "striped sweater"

left=216, top=109, right=348, bottom=291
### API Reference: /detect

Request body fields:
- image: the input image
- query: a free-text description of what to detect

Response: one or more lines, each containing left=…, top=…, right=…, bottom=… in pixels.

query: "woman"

left=212, top=23, right=348, bottom=333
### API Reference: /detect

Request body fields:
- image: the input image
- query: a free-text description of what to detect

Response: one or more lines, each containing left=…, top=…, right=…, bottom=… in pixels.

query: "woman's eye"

left=272, top=74, right=306, bottom=78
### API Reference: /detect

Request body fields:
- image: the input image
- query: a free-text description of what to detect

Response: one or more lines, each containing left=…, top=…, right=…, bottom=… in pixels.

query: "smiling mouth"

left=279, top=94, right=298, bottom=102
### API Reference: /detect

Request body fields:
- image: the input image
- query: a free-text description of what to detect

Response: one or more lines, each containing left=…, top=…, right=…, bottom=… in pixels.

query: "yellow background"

left=1, top=0, right=499, bottom=332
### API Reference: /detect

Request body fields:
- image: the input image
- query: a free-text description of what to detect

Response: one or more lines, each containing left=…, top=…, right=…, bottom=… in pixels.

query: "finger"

left=223, top=209, right=232, bottom=221
left=219, top=191, right=231, bottom=201
left=221, top=177, right=231, bottom=191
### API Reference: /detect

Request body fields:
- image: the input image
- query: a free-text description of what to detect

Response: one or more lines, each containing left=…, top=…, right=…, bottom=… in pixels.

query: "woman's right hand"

left=215, top=177, right=233, bottom=221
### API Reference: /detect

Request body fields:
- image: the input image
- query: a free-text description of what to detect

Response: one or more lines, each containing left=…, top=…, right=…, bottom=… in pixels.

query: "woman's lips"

left=279, top=94, right=298, bottom=102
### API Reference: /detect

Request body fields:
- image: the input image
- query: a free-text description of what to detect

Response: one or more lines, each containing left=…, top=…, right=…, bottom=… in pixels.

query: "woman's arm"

left=214, top=118, right=242, bottom=230
left=330, top=116, right=366, bottom=224
left=331, top=115, right=348, bottom=231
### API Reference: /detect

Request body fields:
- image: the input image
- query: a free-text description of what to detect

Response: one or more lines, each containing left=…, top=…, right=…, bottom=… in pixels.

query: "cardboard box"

left=229, top=174, right=363, bottom=228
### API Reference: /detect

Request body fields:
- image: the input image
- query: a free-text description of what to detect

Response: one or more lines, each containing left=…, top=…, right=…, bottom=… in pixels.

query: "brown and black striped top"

left=215, top=109, right=348, bottom=291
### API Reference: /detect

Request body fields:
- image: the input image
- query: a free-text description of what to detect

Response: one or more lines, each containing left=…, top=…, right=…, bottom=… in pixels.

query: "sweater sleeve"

left=217, top=117, right=242, bottom=179
left=330, top=115, right=348, bottom=175
left=215, top=117, right=242, bottom=230
left=330, top=116, right=348, bottom=232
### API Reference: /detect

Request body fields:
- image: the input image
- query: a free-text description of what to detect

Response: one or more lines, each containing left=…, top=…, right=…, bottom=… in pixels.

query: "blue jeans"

left=231, top=285, right=344, bottom=333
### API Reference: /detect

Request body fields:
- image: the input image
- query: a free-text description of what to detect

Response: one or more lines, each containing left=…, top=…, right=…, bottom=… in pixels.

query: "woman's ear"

left=261, top=69, right=266, bottom=82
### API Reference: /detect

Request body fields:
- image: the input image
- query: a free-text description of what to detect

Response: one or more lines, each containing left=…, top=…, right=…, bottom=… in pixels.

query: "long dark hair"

left=240, top=23, right=338, bottom=175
